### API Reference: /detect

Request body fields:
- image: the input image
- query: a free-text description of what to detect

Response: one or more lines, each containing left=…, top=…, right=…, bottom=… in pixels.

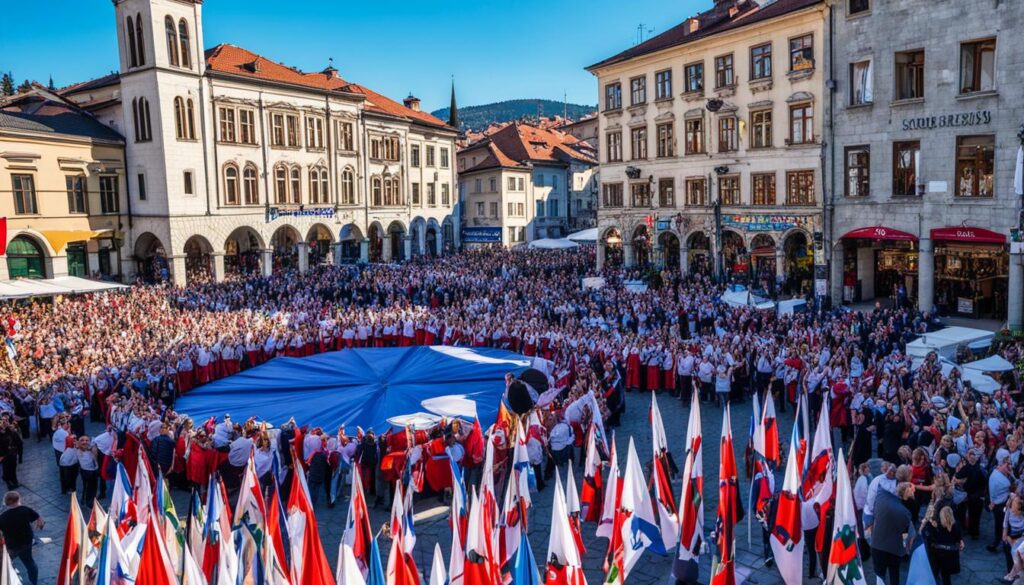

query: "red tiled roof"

left=204, top=44, right=453, bottom=130
left=461, top=142, right=528, bottom=173
left=587, top=0, right=823, bottom=70
left=487, top=123, right=596, bottom=166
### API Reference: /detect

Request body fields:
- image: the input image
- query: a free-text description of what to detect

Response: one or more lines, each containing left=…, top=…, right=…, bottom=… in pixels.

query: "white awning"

left=0, top=276, right=129, bottom=300
left=527, top=238, right=579, bottom=250
left=963, top=355, right=1015, bottom=372
left=566, top=228, right=598, bottom=243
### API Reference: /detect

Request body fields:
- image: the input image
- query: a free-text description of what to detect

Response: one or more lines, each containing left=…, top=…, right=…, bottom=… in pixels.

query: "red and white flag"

left=826, top=449, right=867, bottom=585
left=674, top=392, right=704, bottom=581
left=769, top=422, right=805, bottom=585
left=802, top=395, right=834, bottom=553
left=651, top=393, right=678, bottom=551
left=580, top=424, right=604, bottom=524
left=564, top=465, right=586, bottom=559
left=710, top=404, right=743, bottom=585
left=287, top=462, right=336, bottom=585
left=545, top=471, right=588, bottom=585
left=596, top=434, right=619, bottom=541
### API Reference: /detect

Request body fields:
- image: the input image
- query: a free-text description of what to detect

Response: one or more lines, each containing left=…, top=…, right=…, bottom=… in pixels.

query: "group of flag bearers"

left=41, top=387, right=885, bottom=585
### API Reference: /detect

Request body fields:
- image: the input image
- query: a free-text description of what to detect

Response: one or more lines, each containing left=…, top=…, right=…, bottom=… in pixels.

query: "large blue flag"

left=511, top=531, right=541, bottom=585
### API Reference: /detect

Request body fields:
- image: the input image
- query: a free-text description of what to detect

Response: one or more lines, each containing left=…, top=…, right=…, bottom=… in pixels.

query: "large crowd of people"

left=0, top=246, right=1022, bottom=584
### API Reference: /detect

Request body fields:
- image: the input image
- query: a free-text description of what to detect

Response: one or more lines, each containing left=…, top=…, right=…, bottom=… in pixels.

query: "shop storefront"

left=931, top=226, right=1007, bottom=318
left=840, top=226, right=918, bottom=305
left=687, top=232, right=711, bottom=276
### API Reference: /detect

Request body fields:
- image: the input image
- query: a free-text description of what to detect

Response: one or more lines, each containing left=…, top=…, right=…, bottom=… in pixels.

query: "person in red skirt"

left=195, top=344, right=212, bottom=386
left=645, top=343, right=662, bottom=392
left=625, top=345, right=641, bottom=391
left=661, top=346, right=675, bottom=396
left=176, top=351, right=194, bottom=394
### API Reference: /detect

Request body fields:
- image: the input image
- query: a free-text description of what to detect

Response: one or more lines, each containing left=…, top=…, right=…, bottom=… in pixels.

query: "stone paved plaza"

left=20, top=392, right=1002, bottom=584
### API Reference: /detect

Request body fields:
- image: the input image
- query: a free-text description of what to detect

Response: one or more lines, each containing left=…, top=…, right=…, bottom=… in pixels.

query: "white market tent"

left=905, top=326, right=995, bottom=359
left=721, top=288, right=775, bottom=311
left=566, top=228, right=599, bottom=243
left=911, top=355, right=1002, bottom=394
left=0, top=276, right=128, bottom=300
left=528, top=238, right=579, bottom=250
left=963, top=354, right=1015, bottom=372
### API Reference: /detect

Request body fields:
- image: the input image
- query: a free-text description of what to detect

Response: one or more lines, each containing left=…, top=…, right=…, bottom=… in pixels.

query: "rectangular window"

left=850, top=60, right=873, bottom=105
left=489, top=178, right=497, bottom=192
left=751, top=43, right=772, bottom=80
left=719, top=176, right=740, bottom=205
left=786, top=170, right=815, bottom=205
left=426, top=146, right=436, bottom=167
left=548, top=199, right=559, bottom=217
left=508, top=177, right=516, bottom=191
left=239, top=109, right=256, bottom=144
left=285, top=114, right=300, bottom=147
left=751, top=173, right=776, bottom=205
left=136, top=173, right=146, bottom=201
left=789, top=104, right=814, bottom=144
left=490, top=201, right=499, bottom=217
left=517, top=203, right=524, bottom=216
left=219, top=107, right=236, bottom=142
left=684, top=62, right=704, bottom=93
left=607, top=132, right=623, bottom=162
left=751, top=110, right=772, bottom=148
left=411, top=182, right=420, bottom=205
left=845, top=146, right=870, bottom=197
left=440, top=147, right=450, bottom=169
left=630, top=127, right=647, bottom=160
left=305, top=117, right=324, bottom=149
left=959, top=39, right=996, bottom=94
left=655, top=70, right=673, bottom=100
left=411, top=145, right=420, bottom=167
left=658, top=178, right=674, bottom=207
left=427, top=183, right=436, bottom=206
left=685, top=119, right=705, bottom=154
left=476, top=202, right=485, bottom=216
left=895, top=50, right=925, bottom=101
left=66, top=175, right=87, bottom=214
left=685, top=178, right=707, bottom=206
left=536, top=200, right=544, bottom=217
left=714, top=54, right=734, bottom=88
left=892, top=140, right=920, bottom=196
left=507, top=202, right=514, bottom=216
left=183, top=170, right=194, bottom=196
left=270, top=113, right=285, bottom=146
left=955, top=135, right=995, bottom=197
left=605, top=82, right=622, bottom=110
left=790, top=34, right=815, bottom=71
left=602, top=183, right=624, bottom=207
left=100, top=175, right=120, bottom=213
left=849, top=0, right=870, bottom=14
left=336, top=121, right=354, bottom=151
left=630, top=76, right=646, bottom=105
left=718, top=116, right=737, bottom=152
left=656, top=123, right=675, bottom=158
left=630, top=183, right=651, bottom=207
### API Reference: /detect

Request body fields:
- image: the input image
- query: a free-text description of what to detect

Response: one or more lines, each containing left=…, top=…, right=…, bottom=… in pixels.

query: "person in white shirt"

left=51, top=421, right=69, bottom=466
left=228, top=433, right=254, bottom=468
left=212, top=416, right=233, bottom=450
left=863, top=461, right=898, bottom=535
left=548, top=416, right=575, bottom=468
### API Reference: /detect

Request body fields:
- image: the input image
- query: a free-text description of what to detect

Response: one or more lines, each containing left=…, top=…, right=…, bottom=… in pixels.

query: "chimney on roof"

left=322, top=57, right=339, bottom=79
left=403, top=94, right=421, bottom=112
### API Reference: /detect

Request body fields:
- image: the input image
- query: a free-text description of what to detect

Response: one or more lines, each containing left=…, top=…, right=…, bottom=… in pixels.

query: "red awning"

left=930, top=226, right=1006, bottom=244
left=840, top=226, right=918, bottom=241
left=750, top=246, right=775, bottom=256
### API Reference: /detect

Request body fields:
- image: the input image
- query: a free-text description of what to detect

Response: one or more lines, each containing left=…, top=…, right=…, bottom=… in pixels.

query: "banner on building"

left=268, top=207, right=336, bottom=221
left=462, top=226, right=502, bottom=243
left=721, top=214, right=813, bottom=232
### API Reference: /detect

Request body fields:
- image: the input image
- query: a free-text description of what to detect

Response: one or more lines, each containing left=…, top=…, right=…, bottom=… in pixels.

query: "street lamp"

left=713, top=165, right=730, bottom=282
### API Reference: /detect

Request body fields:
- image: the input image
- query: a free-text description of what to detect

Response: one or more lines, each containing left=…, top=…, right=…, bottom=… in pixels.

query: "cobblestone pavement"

left=19, top=391, right=1002, bottom=584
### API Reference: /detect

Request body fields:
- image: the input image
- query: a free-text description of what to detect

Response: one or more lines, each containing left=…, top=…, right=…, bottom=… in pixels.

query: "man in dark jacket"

left=870, top=482, right=916, bottom=585
left=305, top=433, right=331, bottom=507
left=148, top=424, right=176, bottom=476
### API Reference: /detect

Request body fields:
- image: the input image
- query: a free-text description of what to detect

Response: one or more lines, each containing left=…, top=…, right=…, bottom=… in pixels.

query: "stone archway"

left=721, top=230, right=745, bottom=280
left=425, top=224, right=439, bottom=257
left=686, top=231, right=711, bottom=276
left=183, top=235, right=214, bottom=283
left=632, top=225, right=651, bottom=268
left=441, top=217, right=455, bottom=254
left=749, top=233, right=778, bottom=291
left=658, top=231, right=680, bottom=271
left=368, top=222, right=384, bottom=263
left=387, top=221, right=407, bottom=262
left=409, top=218, right=426, bottom=257
left=306, top=223, right=334, bottom=266
left=133, top=232, right=168, bottom=282
left=270, top=225, right=301, bottom=272
left=338, top=223, right=363, bottom=263
left=225, top=226, right=265, bottom=276
left=5, top=234, right=48, bottom=279
left=600, top=227, right=623, bottom=269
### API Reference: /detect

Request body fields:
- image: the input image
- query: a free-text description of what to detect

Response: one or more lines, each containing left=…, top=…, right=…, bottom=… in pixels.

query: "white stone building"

left=457, top=123, right=597, bottom=246
left=61, top=0, right=459, bottom=284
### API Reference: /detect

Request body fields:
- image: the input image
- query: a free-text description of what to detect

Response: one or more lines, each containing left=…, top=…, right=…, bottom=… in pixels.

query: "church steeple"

left=448, top=78, right=460, bottom=130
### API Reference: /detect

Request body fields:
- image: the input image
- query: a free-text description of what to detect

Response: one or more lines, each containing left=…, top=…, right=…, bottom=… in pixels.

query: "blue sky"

left=2, top=0, right=711, bottom=112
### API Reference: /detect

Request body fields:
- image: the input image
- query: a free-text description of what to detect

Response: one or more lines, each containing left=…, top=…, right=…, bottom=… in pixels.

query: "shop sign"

left=462, top=226, right=502, bottom=243
left=901, top=110, right=991, bottom=131
left=268, top=206, right=335, bottom=221
left=957, top=297, right=974, bottom=314
left=722, top=214, right=812, bottom=232
left=656, top=218, right=671, bottom=231
left=815, top=279, right=828, bottom=296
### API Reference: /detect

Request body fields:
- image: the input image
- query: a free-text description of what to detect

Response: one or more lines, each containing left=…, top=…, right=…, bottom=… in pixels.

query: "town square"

left=0, top=0, right=1023, bottom=584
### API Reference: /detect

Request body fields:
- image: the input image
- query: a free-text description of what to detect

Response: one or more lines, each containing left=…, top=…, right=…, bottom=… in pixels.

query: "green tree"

left=16, top=79, right=33, bottom=93
left=0, top=73, right=14, bottom=97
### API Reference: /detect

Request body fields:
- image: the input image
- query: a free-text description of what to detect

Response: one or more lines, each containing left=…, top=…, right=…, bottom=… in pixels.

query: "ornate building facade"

left=59, top=0, right=459, bottom=285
